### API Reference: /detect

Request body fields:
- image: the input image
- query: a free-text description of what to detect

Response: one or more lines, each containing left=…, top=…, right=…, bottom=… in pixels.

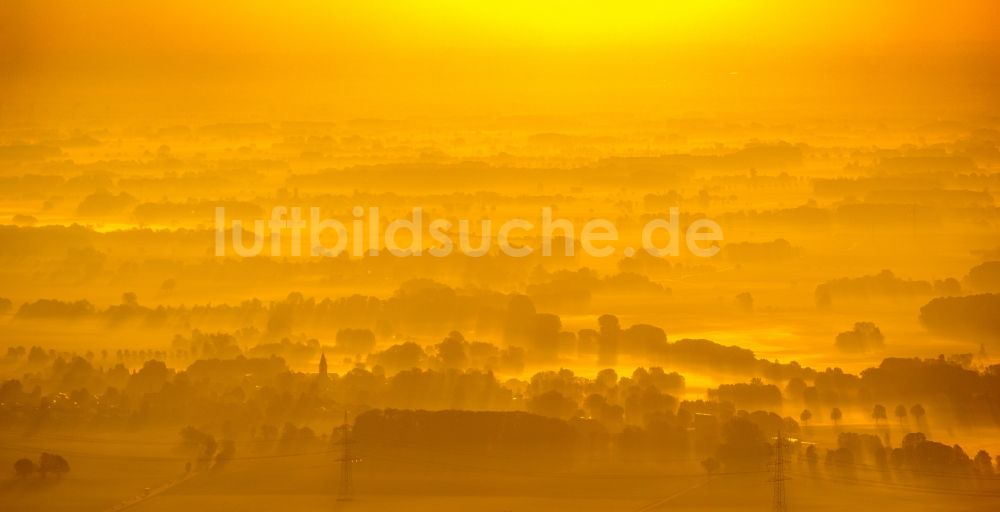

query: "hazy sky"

left=2, top=1, right=998, bottom=120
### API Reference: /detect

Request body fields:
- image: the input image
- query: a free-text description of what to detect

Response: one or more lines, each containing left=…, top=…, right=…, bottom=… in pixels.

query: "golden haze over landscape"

left=2, top=1, right=1000, bottom=511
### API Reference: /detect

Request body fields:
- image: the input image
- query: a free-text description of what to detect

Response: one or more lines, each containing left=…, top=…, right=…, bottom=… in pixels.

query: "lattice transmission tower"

left=335, top=411, right=359, bottom=501
left=768, top=431, right=789, bottom=512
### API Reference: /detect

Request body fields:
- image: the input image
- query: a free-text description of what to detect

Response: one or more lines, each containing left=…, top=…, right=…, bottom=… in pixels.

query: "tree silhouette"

left=830, top=407, right=842, bottom=426
left=38, top=452, right=69, bottom=478
left=872, top=404, right=887, bottom=426
left=799, top=409, right=812, bottom=427
left=14, top=458, right=36, bottom=478
left=597, top=314, right=621, bottom=366
left=835, top=321, right=884, bottom=353
left=804, top=445, right=819, bottom=470
left=213, top=440, right=236, bottom=470
left=910, top=404, right=926, bottom=424
left=716, top=417, right=769, bottom=470
left=735, top=292, right=754, bottom=314
left=974, top=450, right=993, bottom=476
left=894, top=404, right=908, bottom=424
left=701, top=457, right=720, bottom=478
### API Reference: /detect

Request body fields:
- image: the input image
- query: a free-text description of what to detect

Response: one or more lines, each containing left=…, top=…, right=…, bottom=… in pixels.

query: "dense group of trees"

left=4, top=315, right=1000, bottom=488
left=815, top=270, right=961, bottom=309
left=835, top=322, right=885, bottom=353
left=12, top=453, right=69, bottom=479
left=920, top=293, right=1000, bottom=342
left=347, top=406, right=1000, bottom=485
left=4, top=336, right=1000, bottom=438
left=5, top=290, right=818, bottom=381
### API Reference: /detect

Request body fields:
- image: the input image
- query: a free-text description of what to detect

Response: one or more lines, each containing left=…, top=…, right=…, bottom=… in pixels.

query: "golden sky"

left=2, top=1, right=998, bottom=119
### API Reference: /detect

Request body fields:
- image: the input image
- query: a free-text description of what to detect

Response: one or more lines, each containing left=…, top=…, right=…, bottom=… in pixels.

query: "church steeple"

left=319, top=352, right=328, bottom=378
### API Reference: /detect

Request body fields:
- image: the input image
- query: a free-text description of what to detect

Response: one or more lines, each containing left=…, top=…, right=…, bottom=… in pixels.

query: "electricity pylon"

left=768, top=431, right=788, bottom=512
left=335, top=411, right=358, bottom=501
